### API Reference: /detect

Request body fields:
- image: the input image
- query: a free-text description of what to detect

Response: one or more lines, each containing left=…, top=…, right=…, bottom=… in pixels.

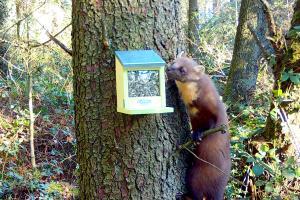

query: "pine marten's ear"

left=194, top=65, right=205, bottom=74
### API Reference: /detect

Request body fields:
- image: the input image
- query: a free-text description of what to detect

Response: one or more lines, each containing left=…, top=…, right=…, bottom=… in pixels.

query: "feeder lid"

left=115, top=50, right=166, bottom=68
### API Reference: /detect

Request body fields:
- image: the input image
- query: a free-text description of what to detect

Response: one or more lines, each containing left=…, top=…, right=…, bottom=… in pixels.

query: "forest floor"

left=1, top=78, right=299, bottom=199
left=0, top=93, right=77, bottom=199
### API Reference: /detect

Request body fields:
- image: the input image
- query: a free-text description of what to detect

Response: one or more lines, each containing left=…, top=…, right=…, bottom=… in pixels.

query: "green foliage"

left=0, top=97, right=76, bottom=199
left=288, top=25, right=300, bottom=39
left=192, top=2, right=237, bottom=73
left=0, top=0, right=299, bottom=199
left=0, top=170, right=77, bottom=199
left=0, top=0, right=75, bottom=197
left=281, top=69, right=300, bottom=84
left=227, top=102, right=300, bottom=199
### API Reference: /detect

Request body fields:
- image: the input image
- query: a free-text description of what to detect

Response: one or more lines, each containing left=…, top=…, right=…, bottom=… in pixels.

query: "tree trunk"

left=234, top=0, right=239, bottom=27
left=213, top=0, right=221, bottom=15
left=72, top=1, right=189, bottom=199
left=0, top=0, right=8, bottom=77
left=28, top=69, right=36, bottom=168
left=188, top=0, right=200, bottom=56
left=264, top=0, right=300, bottom=139
left=26, top=3, right=36, bottom=168
left=16, top=0, right=21, bottom=40
left=224, top=0, right=269, bottom=107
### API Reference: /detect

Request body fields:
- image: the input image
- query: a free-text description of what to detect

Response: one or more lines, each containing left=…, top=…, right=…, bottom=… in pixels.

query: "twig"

left=258, top=0, right=285, bottom=53
left=277, top=106, right=300, bottom=160
left=60, top=154, right=76, bottom=164
left=247, top=23, right=270, bottom=60
left=35, top=20, right=72, bottom=56
left=184, top=146, right=247, bottom=187
left=46, top=32, right=72, bottom=56
left=258, top=0, right=276, bottom=39
left=166, top=124, right=246, bottom=187
left=0, top=38, right=26, bottom=49
left=0, top=1, right=46, bottom=35
left=0, top=55, right=25, bottom=72
left=31, top=23, right=72, bottom=48
left=177, top=124, right=227, bottom=152
left=184, top=146, right=226, bottom=173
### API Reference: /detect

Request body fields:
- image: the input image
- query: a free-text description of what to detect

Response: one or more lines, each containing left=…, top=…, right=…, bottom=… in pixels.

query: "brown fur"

left=167, top=57, right=231, bottom=200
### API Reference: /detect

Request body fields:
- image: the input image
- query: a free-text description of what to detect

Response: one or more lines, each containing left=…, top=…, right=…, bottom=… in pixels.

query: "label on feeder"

left=126, top=97, right=161, bottom=110
left=137, top=99, right=152, bottom=105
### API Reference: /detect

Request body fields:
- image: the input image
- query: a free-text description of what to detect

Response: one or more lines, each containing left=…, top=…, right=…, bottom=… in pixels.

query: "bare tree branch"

left=258, top=0, right=277, bottom=38
left=0, top=38, right=25, bottom=49
left=35, top=20, right=72, bottom=56
left=0, top=1, right=46, bottom=36
left=258, top=0, right=285, bottom=54
left=247, top=23, right=270, bottom=60
left=46, top=31, right=72, bottom=56
left=31, top=23, right=72, bottom=48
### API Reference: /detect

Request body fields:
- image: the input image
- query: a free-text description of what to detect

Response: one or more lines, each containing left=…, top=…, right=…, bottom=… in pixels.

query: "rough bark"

left=264, top=0, right=300, bottom=139
left=224, top=0, right=269, bottom=107
left=16, top=0, right=21, bottom=40
left=72, top=1, right=189, bottom=199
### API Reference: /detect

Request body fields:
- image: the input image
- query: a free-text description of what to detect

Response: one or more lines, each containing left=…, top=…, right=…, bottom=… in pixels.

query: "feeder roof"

left=115, top=50, right=166, bottom=68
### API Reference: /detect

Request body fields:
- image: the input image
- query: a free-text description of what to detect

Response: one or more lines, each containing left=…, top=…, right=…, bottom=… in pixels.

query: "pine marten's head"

left=166, top=56, right=205, bottom=82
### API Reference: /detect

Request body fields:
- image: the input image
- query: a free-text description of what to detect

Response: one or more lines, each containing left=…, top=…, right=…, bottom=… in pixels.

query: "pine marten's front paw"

left=176, top=192, right=193, bottom=200
left=192, top=130, right=203, bottom=142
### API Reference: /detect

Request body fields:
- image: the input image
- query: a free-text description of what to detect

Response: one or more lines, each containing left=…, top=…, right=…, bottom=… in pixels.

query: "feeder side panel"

left=159, top=67, right=167, bottom=107
left=116, top=58, right=124, bottom=110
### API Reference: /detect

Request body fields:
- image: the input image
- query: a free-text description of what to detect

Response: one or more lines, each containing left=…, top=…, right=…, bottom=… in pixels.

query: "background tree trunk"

left=224, top=0, right=269, bottom=107
left=264, top=0, right=300, bottom=139
left=213, top=0, right=221, bottom=15
left=16, top=0, right=22, bottom=40
left=0, top=0, right=8, bottom=77
left=72, top=1, right=189, bottom=199
left=188, top=0, right=201, bottom=56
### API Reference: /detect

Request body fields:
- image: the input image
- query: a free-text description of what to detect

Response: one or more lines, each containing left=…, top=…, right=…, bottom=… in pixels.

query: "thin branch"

left=258, top=0, right=277, bottom=39
left=0, top=55, right=25, bottom=72
left=0, top=38, right=26, bottom=49
left=35, top=20, right=72, bottom=56
left=0, top=1, right=46, bottom=35
left=184, top=147, right=226, bottom=174
left=177, top=124, right=227, bottom=152
left=184, top=147, right=247, bottom=187
left=46, top=32, right=72, bottom=56
left=31, top=23, right=72, bottom=48
left=258, top=0, right=286, bottom=55
left=247, top=23, right=270, bottom=60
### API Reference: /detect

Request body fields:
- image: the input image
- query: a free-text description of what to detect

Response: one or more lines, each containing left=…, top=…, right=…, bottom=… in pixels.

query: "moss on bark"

left=224, top=0, right=269, bottom=107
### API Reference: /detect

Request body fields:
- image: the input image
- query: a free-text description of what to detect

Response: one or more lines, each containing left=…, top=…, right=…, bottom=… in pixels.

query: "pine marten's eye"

left=179, top=66, right=186, bottom=74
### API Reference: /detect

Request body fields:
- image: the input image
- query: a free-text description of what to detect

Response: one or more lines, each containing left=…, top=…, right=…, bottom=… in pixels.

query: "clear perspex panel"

left=128, top=70, right=160, bottom=97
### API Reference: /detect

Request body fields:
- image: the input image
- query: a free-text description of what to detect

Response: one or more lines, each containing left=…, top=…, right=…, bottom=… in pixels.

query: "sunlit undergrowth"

left=0, top=0, right=298, bottom=199
left=0, top=46, right=77, bottom=199
left=196, top=3, right=300, bottom=198
left=195, top=2, right=237, bottom=76
left=226, top=92, right=300, bottom=199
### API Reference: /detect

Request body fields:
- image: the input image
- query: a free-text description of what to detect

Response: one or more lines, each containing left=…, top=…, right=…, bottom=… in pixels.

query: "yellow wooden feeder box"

left=115, top=50, right=174, bottom=115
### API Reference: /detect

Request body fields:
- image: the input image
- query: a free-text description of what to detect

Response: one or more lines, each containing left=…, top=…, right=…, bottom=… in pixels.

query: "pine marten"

left=166, top=55, right=231, bottom=200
